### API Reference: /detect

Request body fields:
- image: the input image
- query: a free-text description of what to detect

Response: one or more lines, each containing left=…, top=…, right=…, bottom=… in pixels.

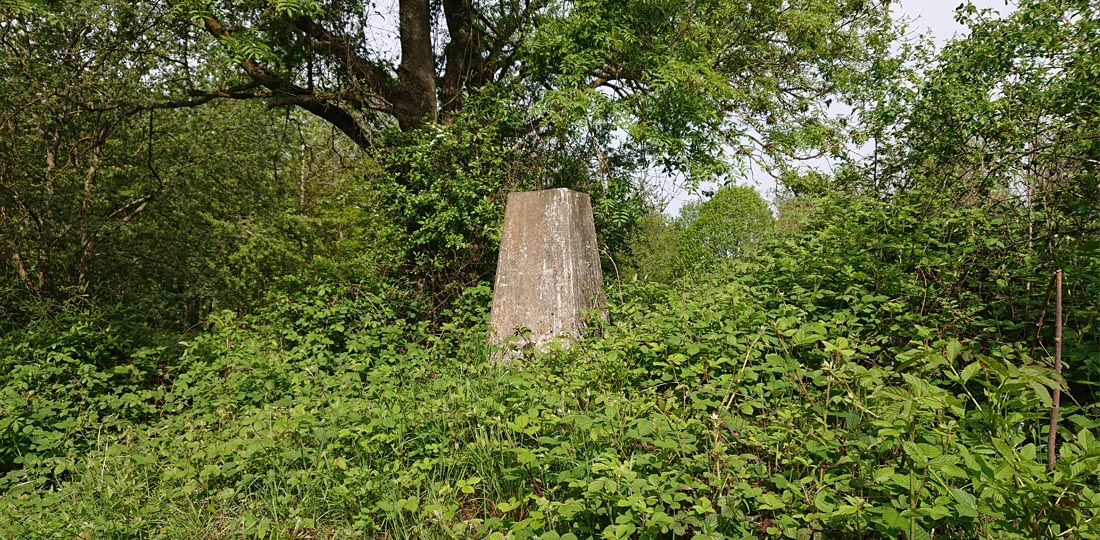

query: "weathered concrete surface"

left=489, top=188, right=606, bottom=359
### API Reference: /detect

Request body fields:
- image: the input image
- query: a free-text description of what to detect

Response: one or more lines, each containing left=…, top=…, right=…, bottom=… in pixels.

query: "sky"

left=364, top=0, right=1016, bottom=213
left=659, top=0, right=1015, bottom=214
left=901, top=0, right=1012, bottom=45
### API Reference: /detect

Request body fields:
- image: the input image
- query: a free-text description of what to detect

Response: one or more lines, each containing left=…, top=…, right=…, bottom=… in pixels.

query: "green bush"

left=0, top=306, right=177, bottom=491
left=677, top=185, right=774, bottom=270
left=2, top=185, right=1098, bottom=539
left=626, top=211, right=683, bottom=282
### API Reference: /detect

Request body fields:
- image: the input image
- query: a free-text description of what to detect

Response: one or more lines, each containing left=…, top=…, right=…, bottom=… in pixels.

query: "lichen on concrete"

left=489, top=188, right=606, bottom=362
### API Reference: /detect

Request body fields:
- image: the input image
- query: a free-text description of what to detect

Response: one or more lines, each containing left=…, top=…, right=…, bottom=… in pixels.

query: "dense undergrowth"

left=3, top=0, right=1099, bottom=536
left=2, top=191, right=1098, bottom=539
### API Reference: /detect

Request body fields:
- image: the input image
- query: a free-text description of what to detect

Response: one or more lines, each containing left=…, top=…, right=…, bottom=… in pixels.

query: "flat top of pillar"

left=508, top=187, right=587, bottom=196
left=505, top=188, right=592, bottom=208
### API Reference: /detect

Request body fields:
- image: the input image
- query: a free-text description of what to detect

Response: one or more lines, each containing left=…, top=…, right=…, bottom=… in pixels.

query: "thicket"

left=3, top=183, right=1098, bottom=539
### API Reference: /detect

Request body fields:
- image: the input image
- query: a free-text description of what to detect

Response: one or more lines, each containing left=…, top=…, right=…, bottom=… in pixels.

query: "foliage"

left=677, top=185, right=774, bottom=267
left=625, top=211, right=682, bottom=282
left=766, top=189, right=1098, bottom=388
left=149, top=0, right=899, bottom=179
left=362, top=103, right=648, bottom=306
left=838, top=0, right=1100, bottom=396
left=625, top=184, right=773, bottom=280
left=9, top=0, right=901, bottom=187
left=0, top=306, right=178, bottom=489
left=371, top=115, right=535, bottom=301
left=884, top=0, right=1099, bottom=198
left=3, top=185, right=1098, bottom=539
left=0, top=0, right=904, bottom=321
left=0, top=0, right=381, bottom=327
left=629, top=183, right=774, bottom=281
left=859, top=0, right=1100, bottom=304
left=2, top=1, right=1099, bottom=539
left=0, top=0, right=171, bottom=305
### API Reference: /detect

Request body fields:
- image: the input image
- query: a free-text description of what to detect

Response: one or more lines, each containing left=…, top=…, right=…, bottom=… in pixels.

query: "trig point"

left=489, top=188, right=607, bottom=361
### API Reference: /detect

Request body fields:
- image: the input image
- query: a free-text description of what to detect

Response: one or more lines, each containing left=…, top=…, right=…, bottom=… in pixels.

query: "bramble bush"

left=2, top=188, right=1097, bottom=539
left=0, top=306, right=177, bottom=491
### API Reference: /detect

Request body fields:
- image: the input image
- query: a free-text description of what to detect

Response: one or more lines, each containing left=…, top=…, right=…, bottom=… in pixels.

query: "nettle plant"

left=1, top=191, right=1098, bottom=539
left=3, top=243, right=1097, bottom=539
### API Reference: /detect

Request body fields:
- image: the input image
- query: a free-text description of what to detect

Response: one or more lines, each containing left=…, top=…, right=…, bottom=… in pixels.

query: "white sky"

left=660, top=0, right=1015, bottom=215
left=363, top=0, right=1016, bottom=213
left=901, top=0, right=1012, bottom=45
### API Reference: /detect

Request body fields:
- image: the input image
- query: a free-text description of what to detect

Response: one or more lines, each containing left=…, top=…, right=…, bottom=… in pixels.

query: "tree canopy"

left=5, top=0, right=899, bottom=176
left=0, top=0, right=903, bottom=317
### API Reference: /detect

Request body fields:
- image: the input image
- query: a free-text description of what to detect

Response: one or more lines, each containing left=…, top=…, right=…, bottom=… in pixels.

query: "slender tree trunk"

left=38, top=122, right=58, bottom=298
left=1047, top=268, right=1063, bottom=472
left=299, top=141, right=307, bottom=213
left=77, top=149, right=101, bottom=296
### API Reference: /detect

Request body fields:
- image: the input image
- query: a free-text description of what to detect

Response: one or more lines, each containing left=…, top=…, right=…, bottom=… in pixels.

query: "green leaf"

left=952, top=488, right=979, bottom=518
left=945, top=339, right=966, bottom=362
left=960, top=362, right=981, bottom=383
left=925, top=505, right=951, bottom=520
left=514, top=447, right=537, bottom=465
left=813, top=490, right=836, bottom=513
left=1028, top=381, right=1053, bottom=408
left=907, top=522, right=932, bottom=540
left=757, top=492, right=785, bottom=510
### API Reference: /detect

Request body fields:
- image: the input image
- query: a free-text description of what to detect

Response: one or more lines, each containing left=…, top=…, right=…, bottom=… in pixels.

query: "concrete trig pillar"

left=489, top=188, right=607, bottom=361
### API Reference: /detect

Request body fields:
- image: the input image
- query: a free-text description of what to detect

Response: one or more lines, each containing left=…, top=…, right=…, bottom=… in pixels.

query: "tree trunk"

left=396, top=0, right=438, bottom=130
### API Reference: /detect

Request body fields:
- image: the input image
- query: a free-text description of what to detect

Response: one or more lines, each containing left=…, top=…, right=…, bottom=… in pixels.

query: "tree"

left=0, top=0, right=377, bottom=325
left=678, top=185, right=773, bottom=265
left=869, top=0, right=1100, bottom=307
left=845, top=0, right=1100, bottom=399
left=4, top=0, right=900, bottom=180
left=0, top=1, right=171, bottom=303
left=877, top=0, right=1098, bottom=206
left=1, top=0, right=903, bottom=318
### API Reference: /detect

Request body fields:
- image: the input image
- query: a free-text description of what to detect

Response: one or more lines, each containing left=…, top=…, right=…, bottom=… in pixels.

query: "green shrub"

left=677, top=185, right=774, bottom=271
left=0, top=306, right=177, bottom=491
left=2, top=187, right=1097, bottom=539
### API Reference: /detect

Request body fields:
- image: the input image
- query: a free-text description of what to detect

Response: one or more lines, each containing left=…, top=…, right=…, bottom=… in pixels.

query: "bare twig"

left=600, top=244, right=623, bottom=307
left=1047, top=268, right=1063, bottom=473
left=1029, top=271, right=1057, bottom=360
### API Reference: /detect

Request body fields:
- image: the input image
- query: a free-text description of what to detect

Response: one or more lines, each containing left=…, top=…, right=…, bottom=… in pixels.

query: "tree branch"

left=130, top=83, right=268, bottom=112
left=290, top=15, right=396, bottom=114
left=194, top=13, right=374, bottom=147
left=440, top=0, right=482, bottom=119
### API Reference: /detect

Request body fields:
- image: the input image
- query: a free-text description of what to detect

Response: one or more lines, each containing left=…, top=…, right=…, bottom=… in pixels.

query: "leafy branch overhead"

left=117, top=0, right=896, bottom=175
